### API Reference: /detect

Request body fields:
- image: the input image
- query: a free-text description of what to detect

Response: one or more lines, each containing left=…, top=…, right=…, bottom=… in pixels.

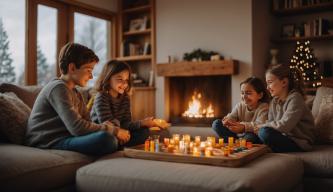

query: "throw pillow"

left=315, top=97, right=333, bottom=144
left=0, top=92, right=31, bottom=144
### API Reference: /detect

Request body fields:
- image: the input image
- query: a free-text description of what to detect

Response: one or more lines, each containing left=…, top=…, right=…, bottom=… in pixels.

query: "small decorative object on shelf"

left=183, top=49, right=223, bottom=62
left=270, top=48, right=279, bottom=65
left=289, top=40, right=323, bottom=92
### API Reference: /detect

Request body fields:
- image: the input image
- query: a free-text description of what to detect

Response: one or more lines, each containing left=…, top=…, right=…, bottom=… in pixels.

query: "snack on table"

left=149, top=127, right=161, bottom=131
left=153, top=119, right=171, bottom=129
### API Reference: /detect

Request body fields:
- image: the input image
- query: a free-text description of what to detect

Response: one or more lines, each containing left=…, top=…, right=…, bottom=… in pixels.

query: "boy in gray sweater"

left=25, top=43, right=130, bottom=156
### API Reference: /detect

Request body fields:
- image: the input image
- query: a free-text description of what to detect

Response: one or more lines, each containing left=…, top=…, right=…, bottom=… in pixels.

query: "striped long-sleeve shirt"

left=90, top=92, right=141, bottom=131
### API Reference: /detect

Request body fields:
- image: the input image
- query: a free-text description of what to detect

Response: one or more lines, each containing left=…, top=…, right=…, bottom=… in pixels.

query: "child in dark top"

left=260, top=64, right=315, bottom=152
left=26, top=42, right=124, bottom=156
left=212, top=77, right=270, bottom=144
left=90, top=60, right=163, bottom=147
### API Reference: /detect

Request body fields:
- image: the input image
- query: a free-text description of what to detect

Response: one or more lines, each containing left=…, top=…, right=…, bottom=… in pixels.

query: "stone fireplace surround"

left=157, top=60, right=238, bottom=126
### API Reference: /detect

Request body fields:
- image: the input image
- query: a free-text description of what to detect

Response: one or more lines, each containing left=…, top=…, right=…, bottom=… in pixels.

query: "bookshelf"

left=272, top=0, right=333, bottom=42
left=117, top=0, right=156, bottom=120
left=271, top=0, right=333, bottom=94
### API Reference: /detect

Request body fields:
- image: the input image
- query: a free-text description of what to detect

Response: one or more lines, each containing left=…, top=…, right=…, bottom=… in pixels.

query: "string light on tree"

left=289, top=40, right=323, bottom=89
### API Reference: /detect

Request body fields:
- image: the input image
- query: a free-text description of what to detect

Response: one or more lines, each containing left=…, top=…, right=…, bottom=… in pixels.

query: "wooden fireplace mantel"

left=156, top=60, right=239, bottom=77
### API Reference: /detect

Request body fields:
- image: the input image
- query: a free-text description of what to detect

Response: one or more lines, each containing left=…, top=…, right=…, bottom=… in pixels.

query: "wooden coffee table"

left=124, top=144, right=270, bottom=167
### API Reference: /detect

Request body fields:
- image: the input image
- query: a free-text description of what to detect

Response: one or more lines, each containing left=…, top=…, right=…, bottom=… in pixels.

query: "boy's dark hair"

left=94, top=60, right=132, bottom=94
left=240, top=76, right=271, bottom=103
left=266, top=64, right=305, bottom=97
left=59, top=42, right=99, bottom=74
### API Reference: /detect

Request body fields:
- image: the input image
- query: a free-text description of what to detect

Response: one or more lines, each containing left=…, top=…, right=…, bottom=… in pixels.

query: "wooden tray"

left=124, top=144, right=270, bottom=167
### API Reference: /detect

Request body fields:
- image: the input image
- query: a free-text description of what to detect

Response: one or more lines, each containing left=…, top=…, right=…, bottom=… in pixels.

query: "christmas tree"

left=289, top=40, right=322, bottom=89
left=37, top=44, right=50, bottom=85
left=0, top=18, right=16, bottom=83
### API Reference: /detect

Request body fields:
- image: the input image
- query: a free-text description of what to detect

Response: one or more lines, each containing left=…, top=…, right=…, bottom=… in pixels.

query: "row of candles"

left=144, top=134, right=253, bottom=157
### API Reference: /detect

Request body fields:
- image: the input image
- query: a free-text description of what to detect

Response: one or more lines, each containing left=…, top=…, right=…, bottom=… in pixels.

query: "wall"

left=155, top=0, right=253, bottom=119
left=252, top=0, right=274, bottom=80
left=75, top=0, right=117, bottom=12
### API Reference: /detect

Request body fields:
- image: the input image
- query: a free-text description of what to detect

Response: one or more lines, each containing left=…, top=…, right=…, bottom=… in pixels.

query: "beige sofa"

left=0, top=82, right=332, bottom=192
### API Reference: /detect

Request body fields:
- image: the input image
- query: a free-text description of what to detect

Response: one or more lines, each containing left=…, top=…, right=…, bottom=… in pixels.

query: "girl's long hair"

left=240, top=76, right=271, bottom=103
left=266, top=64, right=305, bottom=97
left=94, top=60, right=132, bottom=95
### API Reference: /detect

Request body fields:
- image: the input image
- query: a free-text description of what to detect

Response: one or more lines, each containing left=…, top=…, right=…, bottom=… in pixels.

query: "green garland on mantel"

left=183, top=49, right=223, bottom=61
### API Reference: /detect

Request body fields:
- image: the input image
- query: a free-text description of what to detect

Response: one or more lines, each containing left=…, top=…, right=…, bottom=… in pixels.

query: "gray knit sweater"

left=262, top=90, right=315, bottom=151
left=90, top=92, right=141, bottom=131
left=25, top=79, right=107, bottom=148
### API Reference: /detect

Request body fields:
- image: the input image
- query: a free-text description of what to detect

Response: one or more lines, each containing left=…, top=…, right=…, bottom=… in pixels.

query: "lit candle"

left=200, top=141, right=206, bottom=155
left=193, top=147, right=200, bottom=156
left=173, top=134, right=180, bottom=145
left=145, top=138, right=150, bottom=151
left=205, top=147, right=212, bottom=157
left=208, top=137, right=216, bottom=147
left=240, top=138, right=246, bottom=148
left=179, top=140, right=185, bottom=153
left=219, top=138, right=224, bottom=146
left=195, top=136, right=201, bottom=146
left=170, top=138, right=175, bottom=145
left=183, top=134, right=191, bottom=143
left=228, top=137, right=234, bottom=147
left=206, top=141, right=212, bottom=147
left=246, top=141, right=253, bottom=149
left=164, top=138, right=170, bottom=147
left=167, top=145, right=174, bottom=153
left=189, top=141, right=194, bottom=153
left=150, top=139, right=155, bottom=152
left=223, top=147, right=229, bottom=157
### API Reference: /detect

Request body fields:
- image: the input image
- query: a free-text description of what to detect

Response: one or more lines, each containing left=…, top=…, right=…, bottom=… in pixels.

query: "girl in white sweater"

left=212, top=77, right=270, bottom=144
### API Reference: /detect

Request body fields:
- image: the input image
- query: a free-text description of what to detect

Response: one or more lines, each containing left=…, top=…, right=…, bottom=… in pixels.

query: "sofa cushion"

left=312, top=86, right=333, bottom=119
left=76, top=153, right=303, bottom=192
left=0, top=92, right=31, bottom=144
left=0, top=143, right=93, bottom=192
left=289, top=145, right=333, bottom=178
left=315, top=99, right=333, bottom=144
left=0, top=83, right=41, bottom=108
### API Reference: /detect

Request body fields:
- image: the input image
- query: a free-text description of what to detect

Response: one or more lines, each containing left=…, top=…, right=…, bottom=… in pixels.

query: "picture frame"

left=129, top=16, right=147, bottom=31
left=281, top=24, right=295, bottom=37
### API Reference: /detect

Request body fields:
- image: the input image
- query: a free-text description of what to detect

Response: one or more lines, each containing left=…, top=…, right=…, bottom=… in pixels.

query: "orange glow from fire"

left=182, top=92, right=215, bottom=118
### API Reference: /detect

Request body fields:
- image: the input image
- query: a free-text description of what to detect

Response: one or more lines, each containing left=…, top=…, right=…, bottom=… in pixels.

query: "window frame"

left=26, top=0, right=116, bottom=85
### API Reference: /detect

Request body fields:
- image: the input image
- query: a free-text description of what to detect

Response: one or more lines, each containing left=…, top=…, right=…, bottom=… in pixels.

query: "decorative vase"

left=270, top=49, right=279, bottom=65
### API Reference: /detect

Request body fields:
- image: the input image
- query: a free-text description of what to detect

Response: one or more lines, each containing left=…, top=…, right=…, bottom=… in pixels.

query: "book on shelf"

left=303, top=17, right=330, bottom=37
left=143, top=42, right=151, bottom=55
left=273, top=0, right=333, bottom=10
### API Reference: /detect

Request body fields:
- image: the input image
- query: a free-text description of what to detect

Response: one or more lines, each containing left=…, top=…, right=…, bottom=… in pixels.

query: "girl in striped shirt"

left=90, top=60, right=159, bottom=147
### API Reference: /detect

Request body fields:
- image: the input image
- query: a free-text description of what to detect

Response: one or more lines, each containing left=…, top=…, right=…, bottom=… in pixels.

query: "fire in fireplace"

left=169, top=76, right=231, bottom=126
left=182, top=92, right=215, bottom=118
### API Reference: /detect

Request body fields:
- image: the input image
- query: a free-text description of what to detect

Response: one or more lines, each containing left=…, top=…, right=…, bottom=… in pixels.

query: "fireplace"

left=157, top=60, right=238, bottom=127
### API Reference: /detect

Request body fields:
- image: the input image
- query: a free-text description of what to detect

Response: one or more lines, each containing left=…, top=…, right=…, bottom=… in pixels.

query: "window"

left=37, top=5, right=57, bottom=86
left=0, top=0, right=26, bottom=85
left=74, top=12, right=112, bottom=86
left=25, top=0, right=115, bottom=86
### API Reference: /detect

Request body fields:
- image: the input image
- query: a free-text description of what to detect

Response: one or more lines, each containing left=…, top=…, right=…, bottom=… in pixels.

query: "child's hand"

left=116, top=128, right=131, bottom=145
left=222, top=117, right=236, bottom=126
left=140, top=117, right=155, bottom=128
left=153, top=118, right=171, bottom=129
left=227, top=122, right=245, bottom=134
